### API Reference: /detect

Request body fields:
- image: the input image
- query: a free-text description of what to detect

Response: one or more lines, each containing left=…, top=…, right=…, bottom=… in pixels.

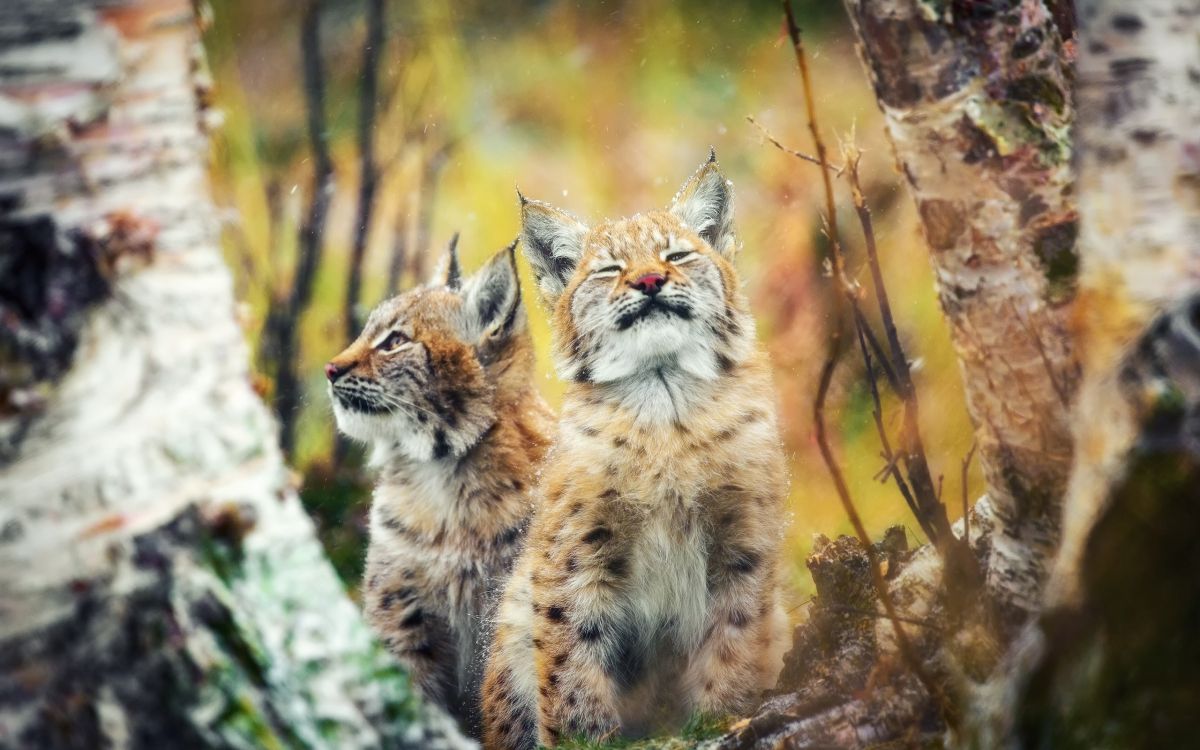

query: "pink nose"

left=325, top=362, right=347, bottom=382
left=631, top=273, right=666, bottom=296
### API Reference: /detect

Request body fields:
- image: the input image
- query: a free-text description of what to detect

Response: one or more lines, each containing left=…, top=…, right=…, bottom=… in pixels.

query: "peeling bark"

left=842, top=0, right=1082, bottom=613
left=719, top=531, right=945, bottom=750
left=0, top=3, right=468, bottom=747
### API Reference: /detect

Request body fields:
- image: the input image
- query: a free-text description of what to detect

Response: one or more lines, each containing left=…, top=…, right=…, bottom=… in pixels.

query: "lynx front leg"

left=483, top=556, right=540, bottom=750
left=531, top=516, right=632, bottom=746
left=686, top=534, right=784, bottom=715
left=365, top=575, right=460, bottom=712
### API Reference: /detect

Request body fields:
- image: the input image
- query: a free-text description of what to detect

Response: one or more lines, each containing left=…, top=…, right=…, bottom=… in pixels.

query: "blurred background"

left=203, top=0, right=980, bottom=603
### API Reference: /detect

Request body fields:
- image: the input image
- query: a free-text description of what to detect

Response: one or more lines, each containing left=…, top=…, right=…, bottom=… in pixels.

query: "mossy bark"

left=734, top=2, right=1200, bottom=748
left=0, top=2, right=468, bottom=747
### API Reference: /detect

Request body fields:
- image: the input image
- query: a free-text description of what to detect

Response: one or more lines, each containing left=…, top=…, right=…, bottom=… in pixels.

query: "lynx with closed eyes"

left=482, top=152, right=790, bottom=749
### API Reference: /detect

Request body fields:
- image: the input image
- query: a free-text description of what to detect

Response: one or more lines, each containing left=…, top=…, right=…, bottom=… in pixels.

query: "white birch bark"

left=0, top=2, right=469, bottom=747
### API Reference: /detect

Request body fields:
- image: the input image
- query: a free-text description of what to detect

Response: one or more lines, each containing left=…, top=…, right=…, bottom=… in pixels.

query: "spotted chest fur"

left=363, top=418, right=548, bottom=733
left=485, top=360, right=789, bottom=748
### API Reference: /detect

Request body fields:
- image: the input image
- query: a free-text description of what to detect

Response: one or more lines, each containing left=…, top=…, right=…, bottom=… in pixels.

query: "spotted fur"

left=482, top=154, right=790, bottom=749
left=328, top=241, right=554, bottom=737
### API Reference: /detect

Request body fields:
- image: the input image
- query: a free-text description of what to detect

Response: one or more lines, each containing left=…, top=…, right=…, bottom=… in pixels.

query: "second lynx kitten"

left=328, top=240, right=553, bottom=736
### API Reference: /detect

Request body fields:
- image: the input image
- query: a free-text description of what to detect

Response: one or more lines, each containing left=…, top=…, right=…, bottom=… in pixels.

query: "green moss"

left=1006, top=75, right=1066, bottom=115
left=1032, top=219, right=1079, bottom=304
left=551, top=713, right=730, bottom=750
left=299, top=459, right=372, bottom=591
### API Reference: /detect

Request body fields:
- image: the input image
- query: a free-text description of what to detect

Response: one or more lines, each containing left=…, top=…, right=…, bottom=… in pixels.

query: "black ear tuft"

left=518, top=194, right=588, bottom=302
left=669, top=152, right=736, bottom=257
left=433, top=232, right=463, bottom=290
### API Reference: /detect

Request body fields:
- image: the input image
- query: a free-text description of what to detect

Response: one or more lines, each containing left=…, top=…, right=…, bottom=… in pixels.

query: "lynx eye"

left=378, top=331, right=410, bottom=352
left=592, top=264, right=622, bottom=277
left=665, top=250, right=693, bottom=264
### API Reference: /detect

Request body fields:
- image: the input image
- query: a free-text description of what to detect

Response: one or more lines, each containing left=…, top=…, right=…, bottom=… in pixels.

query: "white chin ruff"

left=332, top=401, right=434, bottom=462
left=589, top=317, right=720, bottom=383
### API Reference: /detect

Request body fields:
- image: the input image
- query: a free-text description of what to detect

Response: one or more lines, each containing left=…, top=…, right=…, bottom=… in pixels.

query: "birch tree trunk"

left=841, top=0, right=1080, bottom=615
left=0, top=3, right=467, bottom=748
left=980, top=2, right=1200, bottom=744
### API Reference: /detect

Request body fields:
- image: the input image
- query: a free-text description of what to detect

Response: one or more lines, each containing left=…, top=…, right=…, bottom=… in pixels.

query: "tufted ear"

left=462, top=240, right=522, bottom=344
left=669, top=149, right=736, bottom=257
left=518, top=192, right=588, bottom=302
left=431, top=232, right=462, bottom=290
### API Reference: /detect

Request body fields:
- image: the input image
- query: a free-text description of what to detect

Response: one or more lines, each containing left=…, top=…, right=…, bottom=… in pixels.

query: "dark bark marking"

left=919, top=199, right=967, bottom=251
left=1110, top=13, right=1144, bottom=33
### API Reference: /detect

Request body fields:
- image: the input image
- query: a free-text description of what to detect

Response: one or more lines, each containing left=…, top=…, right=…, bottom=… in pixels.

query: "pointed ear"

left=669, top=149, right=736, bottom=257
left=519, top=192, right=588, bottom=301
left=462, top=240, right=522, bottom=343
left=431, top=233, right=462, bottom=290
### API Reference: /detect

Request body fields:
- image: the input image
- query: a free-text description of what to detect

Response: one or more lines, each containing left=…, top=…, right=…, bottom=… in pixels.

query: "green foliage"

left=300, top=456, right=372, bottom=590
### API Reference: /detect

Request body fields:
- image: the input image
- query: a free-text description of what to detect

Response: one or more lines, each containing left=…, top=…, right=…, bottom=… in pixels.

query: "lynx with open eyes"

left=327, top=240, right=553, bottom=739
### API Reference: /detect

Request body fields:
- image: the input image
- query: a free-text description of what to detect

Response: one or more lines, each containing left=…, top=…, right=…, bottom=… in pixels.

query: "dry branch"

left=263, top=0, right=335, bottom=458
left=344, top=0, right=386, bottom=341
left=783, top=0, right=958, bottom=727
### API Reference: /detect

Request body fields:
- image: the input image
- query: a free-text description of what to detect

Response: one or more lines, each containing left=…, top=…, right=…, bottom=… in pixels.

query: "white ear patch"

left=669, top=151, right=736, bottom=258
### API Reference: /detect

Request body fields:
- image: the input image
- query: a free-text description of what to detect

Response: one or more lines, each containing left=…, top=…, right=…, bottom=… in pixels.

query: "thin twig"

left=961, top=440, right=977, bottom=545
left=784, top=0, right=956, bottom=728
left=344, top=0, right=386, bottom=342
left=854, top=311, right=920, bottom=521
left=746, top=115, right=842, bottom=173
left=827, top=605, right=944, bottom=632
left=846, top=147, right=986, bottom=604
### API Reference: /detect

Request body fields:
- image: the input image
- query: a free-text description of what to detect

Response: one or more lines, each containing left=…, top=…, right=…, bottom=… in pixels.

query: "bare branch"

left=344, top=0, right=386, bottom=342
left=845, top=146, right=984, bottom=603
left=961, top=440, right=977, bottom=545
left=784, top=0, right=957, bottom=728
left=745, top=115, right=842, bottom=173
